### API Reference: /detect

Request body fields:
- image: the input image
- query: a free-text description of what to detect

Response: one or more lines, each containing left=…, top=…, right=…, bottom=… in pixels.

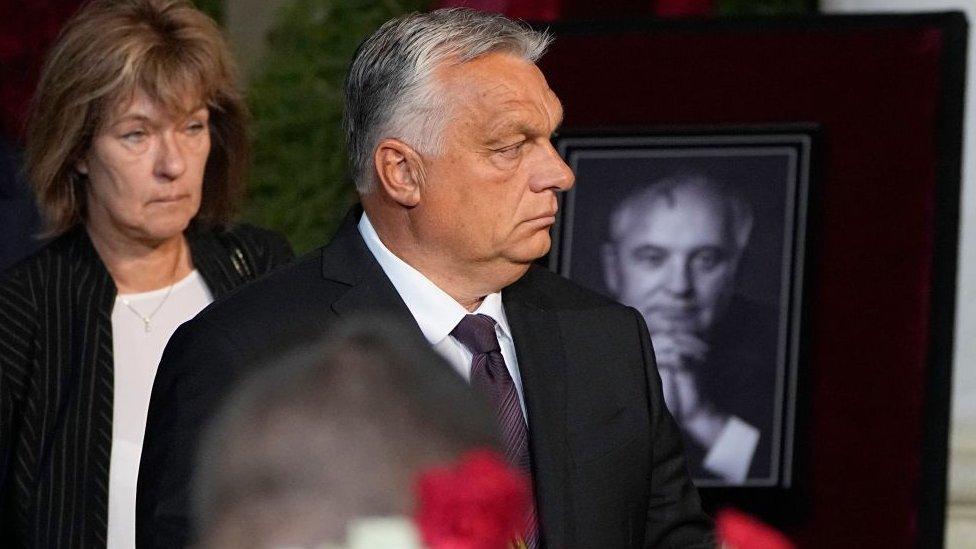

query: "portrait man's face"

left=413, top=52, right=574, bottom=275
left=604, top=185, right=740, bottom=336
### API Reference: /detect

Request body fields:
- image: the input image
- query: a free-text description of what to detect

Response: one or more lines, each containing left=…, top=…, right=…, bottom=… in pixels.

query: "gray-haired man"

left=138, top=9, right=713, bottom=547
left=603, top=175, right=777, bottom=485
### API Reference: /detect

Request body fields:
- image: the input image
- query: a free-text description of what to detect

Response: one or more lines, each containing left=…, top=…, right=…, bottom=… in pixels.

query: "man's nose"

left=529, top=140, right=575, bottom=192
left=665, top=260, right=693, bottom=296
left=155, top=132, right=187, bottom=181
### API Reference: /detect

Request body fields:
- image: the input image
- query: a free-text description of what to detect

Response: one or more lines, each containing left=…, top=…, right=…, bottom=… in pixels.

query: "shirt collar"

left=358, top=213, right=512, bottom=345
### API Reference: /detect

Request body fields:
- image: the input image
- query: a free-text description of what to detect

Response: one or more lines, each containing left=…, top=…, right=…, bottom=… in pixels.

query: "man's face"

left=605, top=188, right=740, bottom=336
left=412, top=52, right=574, bottom=279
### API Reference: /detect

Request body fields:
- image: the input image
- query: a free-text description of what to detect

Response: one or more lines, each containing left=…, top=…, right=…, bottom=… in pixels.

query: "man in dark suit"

left=138, top=8, right=713, bottom=548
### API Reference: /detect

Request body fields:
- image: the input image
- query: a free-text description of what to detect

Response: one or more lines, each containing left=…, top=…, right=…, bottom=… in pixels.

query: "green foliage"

left=192, top=0, right=223, bottom=23
left=244, top=0, right=427, bottom=253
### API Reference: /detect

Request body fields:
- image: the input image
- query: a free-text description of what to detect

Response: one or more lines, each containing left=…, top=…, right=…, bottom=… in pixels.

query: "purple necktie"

left=451, top=313, right=539, bottom=548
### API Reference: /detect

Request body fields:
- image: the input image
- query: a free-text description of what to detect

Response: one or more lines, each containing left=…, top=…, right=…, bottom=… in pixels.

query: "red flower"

left=716, top=508, right=796, bottom=549
left=415, top=450, right=531, bottom=549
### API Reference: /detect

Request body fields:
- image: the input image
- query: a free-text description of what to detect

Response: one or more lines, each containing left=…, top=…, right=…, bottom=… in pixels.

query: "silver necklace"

left=120, top=282, right=176, bottom=332
left=119, top=244, right=183, bottom=333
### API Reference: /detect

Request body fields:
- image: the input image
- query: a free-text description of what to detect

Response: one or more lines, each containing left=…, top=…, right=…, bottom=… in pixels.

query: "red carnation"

left=415, top=450, right=531, bottom=549
left=716, top=508, right=795, bottom=549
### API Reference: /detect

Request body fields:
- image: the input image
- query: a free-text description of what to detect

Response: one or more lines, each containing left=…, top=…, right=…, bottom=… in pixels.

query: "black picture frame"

left=552, top=126, right=817, bottom=489
left=536, top=12, right=965, bottom=545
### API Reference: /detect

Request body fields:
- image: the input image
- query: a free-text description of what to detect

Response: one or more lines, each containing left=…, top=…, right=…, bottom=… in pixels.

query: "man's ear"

left=373, top=138, right=424, bottom=207
left=602, top=243, right=620, bottom=296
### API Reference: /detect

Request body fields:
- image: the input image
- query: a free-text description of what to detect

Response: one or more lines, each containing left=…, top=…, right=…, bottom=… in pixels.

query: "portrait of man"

left=553, top=133, right=813, bottom=487
left=602, top=175, right=776, bottom=484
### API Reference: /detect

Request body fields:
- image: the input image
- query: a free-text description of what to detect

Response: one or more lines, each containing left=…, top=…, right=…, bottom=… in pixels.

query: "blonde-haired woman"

left=0, top=1, right=293, bottom=546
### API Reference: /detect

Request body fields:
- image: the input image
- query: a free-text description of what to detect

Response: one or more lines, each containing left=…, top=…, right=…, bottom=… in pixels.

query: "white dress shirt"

left=358, top=214, right=527, bottom=420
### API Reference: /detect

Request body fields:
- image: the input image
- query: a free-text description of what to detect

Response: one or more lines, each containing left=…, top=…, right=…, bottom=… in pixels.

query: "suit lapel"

left=67, top=229, right=117, bottom=544
left=504, top=269, right=572, bottom=548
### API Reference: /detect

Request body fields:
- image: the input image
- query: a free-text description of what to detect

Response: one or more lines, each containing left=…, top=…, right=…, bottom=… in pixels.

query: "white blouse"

left=107, top=270, right=212, bottom=549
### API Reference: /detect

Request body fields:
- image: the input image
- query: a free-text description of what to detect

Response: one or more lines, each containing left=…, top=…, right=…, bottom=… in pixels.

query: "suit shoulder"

left=0, top=248, right=44, bottom=315
left=519, top=265, right=626, bottom=311
left=215, top=223, right=295, bottom=268
left=191, top=247, right=334, bottom=329
left=0, top=236, right=71, bottom=294
left=173, top=247, right=345, bottom=370
left=0, top=252, right=35, bottom=288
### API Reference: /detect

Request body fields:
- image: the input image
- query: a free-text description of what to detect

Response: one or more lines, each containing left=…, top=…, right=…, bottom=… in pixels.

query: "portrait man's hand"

left=655, top=332, right=727, bottom=449
left=652, top=331, right=708, bottom=370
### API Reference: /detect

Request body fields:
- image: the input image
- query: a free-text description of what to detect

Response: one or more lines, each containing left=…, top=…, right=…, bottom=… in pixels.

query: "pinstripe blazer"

left=0, top=223, right=293, bottom=548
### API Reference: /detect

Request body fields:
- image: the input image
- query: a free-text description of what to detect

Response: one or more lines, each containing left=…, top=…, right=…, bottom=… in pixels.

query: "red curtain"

left=0, top=0, right=83, bottom=142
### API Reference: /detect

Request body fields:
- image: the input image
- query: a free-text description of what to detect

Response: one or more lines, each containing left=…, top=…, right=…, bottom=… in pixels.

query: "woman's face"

left=79, top=89, right=210, bottom=245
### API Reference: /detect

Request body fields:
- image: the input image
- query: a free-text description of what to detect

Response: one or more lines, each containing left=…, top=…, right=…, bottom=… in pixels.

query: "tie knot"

left=451, top=314, right=501, bottom=354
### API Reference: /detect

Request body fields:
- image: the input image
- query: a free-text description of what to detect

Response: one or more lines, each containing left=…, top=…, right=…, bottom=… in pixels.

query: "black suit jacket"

left=137, top=211, right=713, bottom=548
left=0, top=224, right=293, bottom=548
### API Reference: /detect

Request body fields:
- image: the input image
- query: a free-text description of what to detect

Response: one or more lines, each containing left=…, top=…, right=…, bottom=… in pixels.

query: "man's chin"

left=508, top=234, right=551, bottom=263
left=645, top=316, right=705, bottom=335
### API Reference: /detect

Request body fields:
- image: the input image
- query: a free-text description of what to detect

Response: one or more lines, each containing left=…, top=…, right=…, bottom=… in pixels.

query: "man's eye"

left=692, top=249, right=726, bottom=271
left=644, top=255, right=667, bottom=268
left=495, top=141, right=525, bottom=159
left=634, top=251, right=667, bottom=268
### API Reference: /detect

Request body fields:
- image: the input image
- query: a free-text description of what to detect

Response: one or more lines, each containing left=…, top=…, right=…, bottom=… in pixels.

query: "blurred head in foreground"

left=193, top=316, right=499, bottom=548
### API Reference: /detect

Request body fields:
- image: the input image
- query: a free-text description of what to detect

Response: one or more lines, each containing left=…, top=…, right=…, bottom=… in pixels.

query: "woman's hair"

left=26, top=0, right=248, bottom=237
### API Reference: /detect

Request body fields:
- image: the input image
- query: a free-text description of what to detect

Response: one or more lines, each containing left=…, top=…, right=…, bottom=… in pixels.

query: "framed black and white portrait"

left=552, top=129, right=814, bottom=488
